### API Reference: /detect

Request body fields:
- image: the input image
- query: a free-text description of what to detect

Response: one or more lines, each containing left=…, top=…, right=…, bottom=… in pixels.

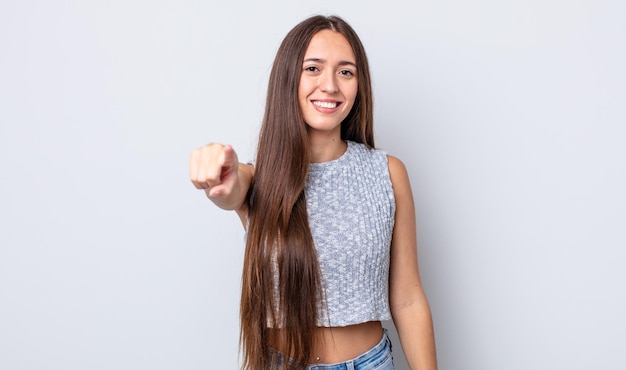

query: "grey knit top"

left=307, top=140, right=396, bottom=327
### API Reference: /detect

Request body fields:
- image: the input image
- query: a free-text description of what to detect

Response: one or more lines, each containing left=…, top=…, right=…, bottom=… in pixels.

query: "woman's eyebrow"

left=303, top=58, right=357, bottom=67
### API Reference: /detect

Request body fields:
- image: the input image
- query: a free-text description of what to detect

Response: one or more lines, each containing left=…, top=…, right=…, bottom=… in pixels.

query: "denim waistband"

left=321, top=328, right=391, bottom=368
left=270, top=328, right=392, bottom=369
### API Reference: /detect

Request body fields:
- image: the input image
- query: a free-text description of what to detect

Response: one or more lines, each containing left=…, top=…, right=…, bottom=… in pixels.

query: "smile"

left=312, top=100, right=340, bottom=109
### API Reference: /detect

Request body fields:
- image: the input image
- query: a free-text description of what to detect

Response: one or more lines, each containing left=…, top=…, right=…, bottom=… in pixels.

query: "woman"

left=190, top=15, right=437, bottom=370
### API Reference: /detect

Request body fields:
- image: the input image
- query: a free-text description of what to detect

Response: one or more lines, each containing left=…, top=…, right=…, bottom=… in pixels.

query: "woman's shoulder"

left=385, top=154, right=412, bottom=196
left=346, top=141, right=408, bottom=177
left=386, top=154, right=406, bottom=172
left=347, top=140, right=388, bottom=160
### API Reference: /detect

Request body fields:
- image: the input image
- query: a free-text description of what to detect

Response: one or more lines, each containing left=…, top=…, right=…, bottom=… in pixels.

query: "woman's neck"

left=309, top=134, right=347, bottom=163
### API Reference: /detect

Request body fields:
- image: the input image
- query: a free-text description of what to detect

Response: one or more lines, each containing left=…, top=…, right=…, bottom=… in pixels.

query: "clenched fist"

left=189, top=143, right=253, bottom=216
left=189, top=143, right=239, bottom=197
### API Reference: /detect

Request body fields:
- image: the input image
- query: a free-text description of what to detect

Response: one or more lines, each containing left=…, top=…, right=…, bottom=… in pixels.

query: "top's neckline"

left=309, top=141, right=354, bottom=171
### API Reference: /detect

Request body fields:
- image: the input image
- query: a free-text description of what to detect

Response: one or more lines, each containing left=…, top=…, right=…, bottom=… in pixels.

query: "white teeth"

left=313, top=101, right=337, bottom=109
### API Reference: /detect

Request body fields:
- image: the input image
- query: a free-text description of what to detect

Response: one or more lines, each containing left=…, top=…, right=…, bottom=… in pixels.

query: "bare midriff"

left=269, top=320, right=384, bottom=364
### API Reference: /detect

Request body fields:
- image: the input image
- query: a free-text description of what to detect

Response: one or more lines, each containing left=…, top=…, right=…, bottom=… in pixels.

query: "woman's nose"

left=319, top=70, right=338, bottom=94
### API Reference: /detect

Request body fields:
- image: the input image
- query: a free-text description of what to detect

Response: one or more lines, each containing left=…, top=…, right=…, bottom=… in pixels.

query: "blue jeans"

left=271, top=329, right=395, bottom=369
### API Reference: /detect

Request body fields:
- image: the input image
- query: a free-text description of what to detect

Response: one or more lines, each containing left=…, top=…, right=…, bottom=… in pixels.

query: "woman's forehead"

left=304, top=30, right=355, bottom=63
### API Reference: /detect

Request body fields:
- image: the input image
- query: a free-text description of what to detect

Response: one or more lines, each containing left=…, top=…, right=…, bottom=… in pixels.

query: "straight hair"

left=240, top=15, right=375, bottom=370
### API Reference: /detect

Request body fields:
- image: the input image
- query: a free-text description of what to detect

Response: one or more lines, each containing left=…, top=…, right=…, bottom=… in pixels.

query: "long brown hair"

left=240, top=15, right=374, bottom=370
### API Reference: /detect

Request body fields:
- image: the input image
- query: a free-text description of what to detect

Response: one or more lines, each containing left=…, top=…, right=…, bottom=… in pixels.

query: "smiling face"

left=298, top=30, right=358, bottom=139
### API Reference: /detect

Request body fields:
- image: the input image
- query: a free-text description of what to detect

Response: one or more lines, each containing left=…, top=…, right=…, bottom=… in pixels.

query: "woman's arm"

left=189, top=143, right=254, bottom=226
left=387, top=155, right=438, bottom=370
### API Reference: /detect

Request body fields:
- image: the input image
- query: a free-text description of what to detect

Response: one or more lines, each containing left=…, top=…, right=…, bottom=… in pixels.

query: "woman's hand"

left=189, top=143, right=253, bottom=224
left=190, top=143, right=239, bottom=199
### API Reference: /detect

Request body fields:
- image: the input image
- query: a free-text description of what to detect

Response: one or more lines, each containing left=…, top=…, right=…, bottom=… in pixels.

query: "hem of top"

left=316, top=315, right=393, bottom=328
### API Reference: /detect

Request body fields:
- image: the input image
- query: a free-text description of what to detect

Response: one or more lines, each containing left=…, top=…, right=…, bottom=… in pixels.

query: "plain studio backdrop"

left=1, top=1, right=624, bottom=369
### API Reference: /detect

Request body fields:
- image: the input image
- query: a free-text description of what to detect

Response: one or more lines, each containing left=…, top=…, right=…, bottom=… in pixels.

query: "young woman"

left=190, top=15, right=437, bottom=370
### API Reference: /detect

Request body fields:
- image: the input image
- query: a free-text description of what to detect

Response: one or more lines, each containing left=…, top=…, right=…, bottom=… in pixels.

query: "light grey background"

left=1, top=1, right=624, bottom=369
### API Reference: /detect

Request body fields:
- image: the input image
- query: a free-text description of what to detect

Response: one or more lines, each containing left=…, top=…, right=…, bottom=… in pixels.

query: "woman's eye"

left=340, top=70, right=354, bottom=76
left=304, top=66, right=319, bottom=72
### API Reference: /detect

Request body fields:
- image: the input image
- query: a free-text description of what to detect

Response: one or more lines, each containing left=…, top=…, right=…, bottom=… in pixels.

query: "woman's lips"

left=312, top=100, right=342, bottom=112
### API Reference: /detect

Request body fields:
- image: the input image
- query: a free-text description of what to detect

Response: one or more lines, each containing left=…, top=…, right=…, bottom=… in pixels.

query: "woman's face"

left=298, top=30, right=358, bottom=138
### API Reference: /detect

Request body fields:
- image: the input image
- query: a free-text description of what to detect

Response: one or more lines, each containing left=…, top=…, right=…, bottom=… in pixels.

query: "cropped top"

left=307, top=140, right=396, bottom=327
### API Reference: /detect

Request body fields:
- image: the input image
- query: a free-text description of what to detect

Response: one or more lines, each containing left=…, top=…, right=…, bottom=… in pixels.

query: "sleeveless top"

left=306, top=140, right=396, bottom=327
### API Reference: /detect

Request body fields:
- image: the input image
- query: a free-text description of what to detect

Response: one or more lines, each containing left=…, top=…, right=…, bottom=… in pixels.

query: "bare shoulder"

left=386, top=154, right=412, bottom=194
